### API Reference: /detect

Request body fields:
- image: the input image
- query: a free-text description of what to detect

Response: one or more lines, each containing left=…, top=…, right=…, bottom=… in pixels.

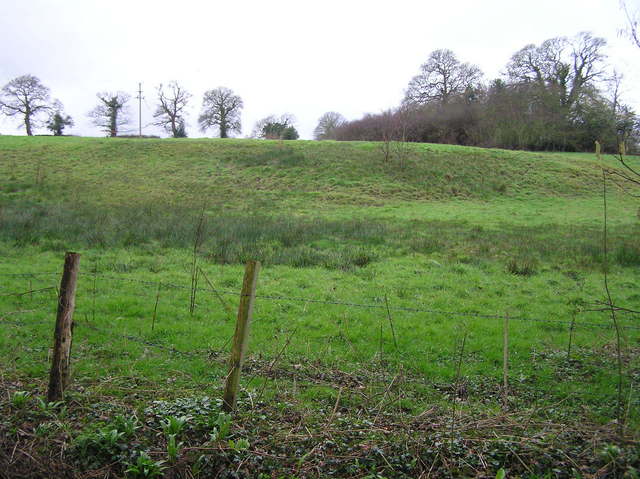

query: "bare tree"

left=153, top=81, right=191, bottom=138
left=506, top=32, right=607, bottom=110
left=198, top=87, right=243, bottom=138
left=313, top=111, right=346, bottom=140
left=620, top=0, right=640, bottom=48
left=0, top=74, right=51, bottom=136
left=377, top=108, right=412, bottom=168
left=404, top=49, right=482, bottom=106
left=88, top=92, right=130, bottom=137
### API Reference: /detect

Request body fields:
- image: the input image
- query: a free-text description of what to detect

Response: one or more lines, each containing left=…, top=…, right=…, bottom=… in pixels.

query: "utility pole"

left=136, top=82, right=143, bottom=138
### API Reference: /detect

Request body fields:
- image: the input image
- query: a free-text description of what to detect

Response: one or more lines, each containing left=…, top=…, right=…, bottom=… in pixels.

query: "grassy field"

left=1, top=136, right=639, bottom=478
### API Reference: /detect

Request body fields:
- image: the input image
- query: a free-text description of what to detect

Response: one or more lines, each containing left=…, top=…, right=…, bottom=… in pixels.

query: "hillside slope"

left=0, top=136, right=637, bottom=270
left=0, top=136, right=614, bottom=209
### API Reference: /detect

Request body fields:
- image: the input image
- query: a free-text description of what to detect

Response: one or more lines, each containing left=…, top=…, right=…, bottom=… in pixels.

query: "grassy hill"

left=0, top=136, right=637, bottom=269
left=0, top=136, right=620, bottom=208
left=1, top=136, right=639, bottom=477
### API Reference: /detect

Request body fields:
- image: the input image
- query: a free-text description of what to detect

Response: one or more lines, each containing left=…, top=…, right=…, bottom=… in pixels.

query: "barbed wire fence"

left=2, top=268, right=639, bottom=330
left=1, top=263, right=639, bottom=415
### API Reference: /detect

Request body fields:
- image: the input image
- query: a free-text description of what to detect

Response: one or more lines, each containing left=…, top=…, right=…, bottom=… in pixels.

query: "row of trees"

left=0, top=76, right=324, bottom=140
left=333, top=32, right=639, bottom=152
left=0, top=76, right=247, bottom=138
left=3, top=27, right=638, bottom=150
left=0, top=75, right=74, bottom=136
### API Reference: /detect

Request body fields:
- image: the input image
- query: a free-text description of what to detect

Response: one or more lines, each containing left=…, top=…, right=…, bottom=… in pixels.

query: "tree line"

left=0, top=75, right=345, bottom=142
left=332, top=32, right=639, bottom=153
left=1, top=29, right=638, bottom=151
left=0, top=78, right=306, bottom=140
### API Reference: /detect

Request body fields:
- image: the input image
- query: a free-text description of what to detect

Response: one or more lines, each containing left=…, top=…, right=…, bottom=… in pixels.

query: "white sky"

left=1, top=0, right=638, bottom=139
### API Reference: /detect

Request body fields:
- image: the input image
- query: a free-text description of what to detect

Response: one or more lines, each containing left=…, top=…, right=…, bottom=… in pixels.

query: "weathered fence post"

left=222, top=260, right=260, bottom=412
left=47, top=252, right=80, bottom=402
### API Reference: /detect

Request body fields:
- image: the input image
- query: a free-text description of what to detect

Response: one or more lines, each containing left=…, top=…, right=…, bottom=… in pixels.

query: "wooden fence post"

left=222, top=260, right=260, bottom=412
left=47, top=252, right=81, bottom=402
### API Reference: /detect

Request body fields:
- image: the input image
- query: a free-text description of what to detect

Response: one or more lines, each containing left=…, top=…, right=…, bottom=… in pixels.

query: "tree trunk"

left=220, top=122, right=228, bottom=138
left=25, top=113, right=33, bottom=136
left=171, top=117, right=177, bottom=138
left=110, top=110, right=117, bottom=137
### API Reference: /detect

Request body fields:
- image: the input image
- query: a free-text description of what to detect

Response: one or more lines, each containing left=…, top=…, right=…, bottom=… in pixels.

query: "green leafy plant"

left=72, top=427, right=127, bottom=469
left=34, top=421, right=57, bottom=437
left=112, top=414, right=139, bottom=437
left=160, top=415, right=190, bottom=437
left=36, top=397, right=65, bottom=418
left=208, top=412, right=232, bottom=442
left=10, top=391, right=31, bottom=409
left=600, top=444, right=622, bottom=462
left=166, top=434, right=183, bottom=463
left=227, top=438, right=250, bottom=451
left=125, top=452, right=166, bottom=478
left=495, top=468, right=506, bottom=479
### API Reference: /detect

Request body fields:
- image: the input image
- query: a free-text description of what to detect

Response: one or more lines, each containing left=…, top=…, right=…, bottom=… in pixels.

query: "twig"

left=151, top=282, right=161, bottom=332
left=598, top=148, right=625, bottom=437
left=567, top=309, right=577, bottom=361
left=384, top=294, right=399, bottom=352
left=450, top=328, right=468, bottom=450
left=198, top=266, right=234, bottom=320
left=324, top=387, right=343, bottom=430
left=189, top=206, right=206, bottom=315
left=255, top=328, right=298, bottom=403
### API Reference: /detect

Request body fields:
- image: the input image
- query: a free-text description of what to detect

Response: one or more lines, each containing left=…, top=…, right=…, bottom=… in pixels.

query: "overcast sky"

left=1, top=0, right=638, bottom=139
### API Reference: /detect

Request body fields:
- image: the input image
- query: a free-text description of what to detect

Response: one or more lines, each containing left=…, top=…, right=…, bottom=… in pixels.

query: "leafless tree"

left=88, top=92, right=130, bottom=137
left=313, top=111, right=346, bottom=140
left=153, top=81, right=191, bottom=138
left=506, top=32, right=607, bottom=110
left=198, top=87, right=243, bottom=138
left=620, top=0, right=640, bottom=48
left=404, top=49, right=482, bottom=106
left=0, top=74, right=51, bottom=136
left=380, top=108, right=413, bottom=168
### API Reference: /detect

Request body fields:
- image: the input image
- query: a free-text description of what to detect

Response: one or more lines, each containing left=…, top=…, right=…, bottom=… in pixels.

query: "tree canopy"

left=46, top=100, right=73, bottom=136
left=154, top=81, right=191, bottom=138
left=336, top=34, right=638, bottom=153
left=404, top=49, right=482, bottom=106
left=88, top=92, right=130, bottom=137
left=253, top=114, right=298, bottom=140
left=0, top=74, right=51, bottom=136
left=198, top=87, right=243, bottom=138
left=314, top=112, right=346, bottom=140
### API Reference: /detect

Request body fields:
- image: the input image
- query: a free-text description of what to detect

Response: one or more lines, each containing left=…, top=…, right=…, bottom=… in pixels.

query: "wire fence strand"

left=2, top=269, right=640, bottom=330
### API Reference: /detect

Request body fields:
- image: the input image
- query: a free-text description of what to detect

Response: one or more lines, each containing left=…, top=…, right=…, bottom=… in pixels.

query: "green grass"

left=1, top=136, right=639, bottom=477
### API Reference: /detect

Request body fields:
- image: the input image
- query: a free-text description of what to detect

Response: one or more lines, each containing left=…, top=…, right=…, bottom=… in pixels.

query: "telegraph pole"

left=136, top=83, right=143, bottom=138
